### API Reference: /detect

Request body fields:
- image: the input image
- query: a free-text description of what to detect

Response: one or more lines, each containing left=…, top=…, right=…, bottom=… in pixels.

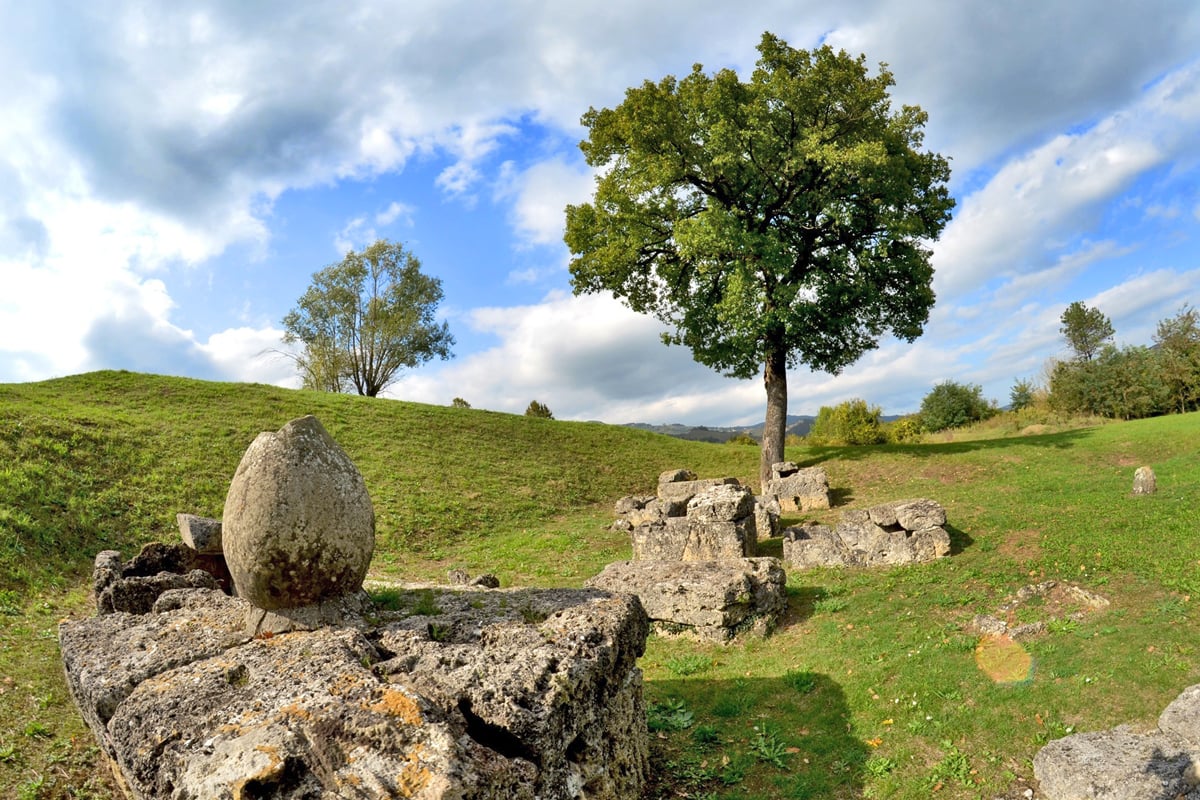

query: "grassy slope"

left=1, top=371, right=1198, bottom=799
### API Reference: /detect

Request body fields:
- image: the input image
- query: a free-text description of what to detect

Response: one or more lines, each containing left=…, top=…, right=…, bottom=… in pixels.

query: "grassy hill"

left=2, top=371, right=1199, bottom=798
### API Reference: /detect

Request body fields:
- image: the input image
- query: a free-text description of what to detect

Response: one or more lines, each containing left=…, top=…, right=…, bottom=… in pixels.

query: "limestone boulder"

left=1133, top=465, right=1157, bottom=495
left=60, top=585, right=649, bottom=800
left=587, top=558, right=786, bottom=642
left=687, top=483, right=756, bottom=523
left=684, top=518, right=757, bottom=560
left=657, top=477, right=740, bottom=514
left=223, top=415, right=375, bottom=611
left=93, top=542, right=231, bottom=612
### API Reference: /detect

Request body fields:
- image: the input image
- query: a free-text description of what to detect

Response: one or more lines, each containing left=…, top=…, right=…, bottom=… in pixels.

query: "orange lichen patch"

left=370, top=688, right=424, bottom=726
left=396, top=744, right=432, bottom=797
left=975, top=634, right=1034, bottom=685
left=280, top=702, right=316, bottom=721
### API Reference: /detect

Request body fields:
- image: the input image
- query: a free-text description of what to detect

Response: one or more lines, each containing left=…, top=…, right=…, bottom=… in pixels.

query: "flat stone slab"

left=61, top=585, right=649, bottom=799
left=586, top=558, right=786, bottom=642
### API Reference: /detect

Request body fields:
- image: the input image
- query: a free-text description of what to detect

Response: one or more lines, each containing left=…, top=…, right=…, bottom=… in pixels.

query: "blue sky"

left=2, top=1, right=1199, bottom=425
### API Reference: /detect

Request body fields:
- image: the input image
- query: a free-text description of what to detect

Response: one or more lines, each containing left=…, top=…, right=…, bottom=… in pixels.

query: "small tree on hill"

left=525, top=400, right=554, bottom=419
left=282, top=239, right=455, bottom=397
left=1009, top=378, right=1036, bottom=412
left=1060, top=301, right=1114, bottom=362
left=919, top=380, right=996, bottom=432
left=451, top=397, right=471, bottom=409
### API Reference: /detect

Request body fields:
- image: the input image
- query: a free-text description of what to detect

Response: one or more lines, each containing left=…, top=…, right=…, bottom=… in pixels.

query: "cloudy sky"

left=2, top=1, right=1199, bottom=425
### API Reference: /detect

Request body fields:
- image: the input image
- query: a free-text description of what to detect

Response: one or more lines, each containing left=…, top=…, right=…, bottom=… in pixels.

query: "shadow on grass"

left=643, top=673, right=867, bottom=799
left=792, top=427, right=1095, bottom=467
left=946, top=523, right=974, bottom=555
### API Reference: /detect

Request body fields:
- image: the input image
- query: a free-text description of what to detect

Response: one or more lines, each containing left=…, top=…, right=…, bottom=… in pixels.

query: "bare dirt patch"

left=997, top=528, right=1043, bottom=564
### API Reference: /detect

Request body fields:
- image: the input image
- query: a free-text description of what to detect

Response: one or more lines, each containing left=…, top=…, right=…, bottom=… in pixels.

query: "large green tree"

left=1153, top=304, right=1200, bottom=414
left=565, top=33, right=954, bottom=488
left=1059, top=301, right=1114, bottom=362
left=282, top=239, right=455, bottom=397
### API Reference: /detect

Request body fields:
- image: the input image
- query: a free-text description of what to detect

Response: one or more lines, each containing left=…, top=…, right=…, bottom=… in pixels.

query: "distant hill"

left=623, top=415, right=816, bottom=443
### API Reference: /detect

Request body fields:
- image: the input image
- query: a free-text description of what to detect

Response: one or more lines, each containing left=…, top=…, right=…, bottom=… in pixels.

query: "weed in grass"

left=711, top=690, right=753, bottom=718
left=750, top=725, right=790, bottom=768
left=865, top=755, right=897, bottom=777
left=21, top=723, right=50, bottom=739
left=813, top=594, right=849, bottom=614
left=647, top=698, right=694, bottom=732
left=719, top=754, right=749, bottom=786
left=0, top=742, right=16, bottom=763
left=783, top=669, right=817, bottom=694
left=665, top=654, right=712, bottom=676
left=691, top=724, right=721, bottom=748
left=927, top=741, right=975, bottom=788
left=17, top=774, right=44, bottom=800
left=427, top=622, right=451, bottom=642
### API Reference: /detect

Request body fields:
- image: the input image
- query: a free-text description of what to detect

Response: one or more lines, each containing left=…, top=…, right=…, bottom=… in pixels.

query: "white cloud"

left=502, top=157, right=595, bottom=248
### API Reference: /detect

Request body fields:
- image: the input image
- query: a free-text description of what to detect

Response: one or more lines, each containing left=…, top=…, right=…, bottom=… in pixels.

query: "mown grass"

left=1, top=371, right=1198, bottom=799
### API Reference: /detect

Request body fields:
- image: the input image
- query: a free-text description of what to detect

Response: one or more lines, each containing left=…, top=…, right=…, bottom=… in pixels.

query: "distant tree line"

left=1048, top=302, right=1200, bottom=420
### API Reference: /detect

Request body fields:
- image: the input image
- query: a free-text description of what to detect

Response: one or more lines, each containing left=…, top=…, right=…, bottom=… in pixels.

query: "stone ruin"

left=60, top=415, right=650, bottom=799
left=762, top=461, right=831, bottom=512
left=594, top=469, right=787, bottom=641
left=1034, top=684, right=1200, bottom=799
left=971, top=580, right=1110, bottom=640
left=782, top=498, right=951, bottom=569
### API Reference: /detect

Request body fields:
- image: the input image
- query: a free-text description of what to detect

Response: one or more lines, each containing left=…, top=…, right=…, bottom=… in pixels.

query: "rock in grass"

left=1132, top=465, right=1157, bottom=495
left=222, top=415, right=374, bottom=611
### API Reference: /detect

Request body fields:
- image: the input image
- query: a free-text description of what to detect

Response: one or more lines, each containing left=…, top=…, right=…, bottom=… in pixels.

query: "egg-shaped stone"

left=223, top=416, right=374, bottom=610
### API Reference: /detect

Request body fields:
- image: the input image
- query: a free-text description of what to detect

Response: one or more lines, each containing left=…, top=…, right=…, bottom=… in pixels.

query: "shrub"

left=807, top=399, right=885, bottom=446
left=451, top=397, right=471, bottom=409
left=919, top=381, right=996, bottom=432
left=524, top=400, right=554, bottom=419
left=885, top=415, right=924, bottom=443
left=726, top=432, right=758, bottom=446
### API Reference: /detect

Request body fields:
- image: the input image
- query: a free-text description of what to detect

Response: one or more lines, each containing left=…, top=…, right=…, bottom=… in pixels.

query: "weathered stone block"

left=176, top=512, right=223, bottom=554
left=765, top=467, right=830, bottom=512
left=687, top=484, right=756, bottom=523
left=893, top=498, right=947, bottom=531
left=587, top=558, right=786, bottom=642
left=754, top=495, right=781, bottom=539
left=61, top=586, right=649, bottom=799
left=1033, top=726, right=1200, bottom=800
left=657, top=477, right=740, bottom=509
left=683, top=518, right=757, bottom=561
left=783, top=524, right=858, bottom=569
left=630, top=517, right=691, bottom=561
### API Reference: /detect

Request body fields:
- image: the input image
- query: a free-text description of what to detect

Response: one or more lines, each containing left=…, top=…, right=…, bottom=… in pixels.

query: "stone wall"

left=783, top=498, right=951, bottom=569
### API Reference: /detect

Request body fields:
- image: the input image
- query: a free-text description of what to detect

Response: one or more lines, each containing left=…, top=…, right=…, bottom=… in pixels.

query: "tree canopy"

left=565, top=32, right=954, bottom=486
left=1060, top=301, right=1114, bottom=362
left=282, top=239, right=454, bottom=397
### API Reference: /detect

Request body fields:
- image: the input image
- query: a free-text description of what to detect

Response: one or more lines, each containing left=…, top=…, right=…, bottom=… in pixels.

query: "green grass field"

left=2, top=371, right=1198, bottom=798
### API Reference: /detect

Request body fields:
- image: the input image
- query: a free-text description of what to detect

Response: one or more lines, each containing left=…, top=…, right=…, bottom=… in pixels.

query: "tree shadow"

left=790, top=427, right=1096, bottom=467
left=642, top=673, right=867, bottom=799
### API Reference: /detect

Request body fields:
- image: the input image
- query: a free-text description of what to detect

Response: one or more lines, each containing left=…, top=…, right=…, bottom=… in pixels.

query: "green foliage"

left=725, top=432, right=758, bottom=446
left=282, top=239, right=455, bottom=397
left=919, top=380, right=997, bottom=432
left=648, top=698, right=695, bottom=732
left=565, top=31, right=954, bottom=482
left=1060, top=301, right=1114, bottom=362
left=1009, top=378, right=1036, bottom=411
left=524, top=400, right=554, bottom=419
left=450, top=397, right=471, bottom=409
left=884, top=414, right=925, bottom=444
left=807, top=399, right=886, bottom=445
left=1154, top=304, right=1200, bottom=414
left=1049, top=345, right=1170, bottom=420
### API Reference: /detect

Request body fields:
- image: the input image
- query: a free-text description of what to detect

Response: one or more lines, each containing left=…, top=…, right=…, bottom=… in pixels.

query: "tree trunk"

left=759, top=345, right=788, bottom=492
